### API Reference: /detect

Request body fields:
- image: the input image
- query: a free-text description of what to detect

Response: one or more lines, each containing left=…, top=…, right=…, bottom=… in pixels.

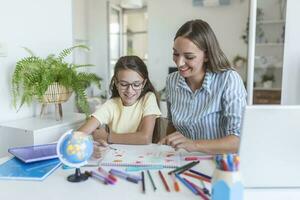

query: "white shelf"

left=257, top=19, right=285, bottom=25
left=256, top=43, right=284, bottom=47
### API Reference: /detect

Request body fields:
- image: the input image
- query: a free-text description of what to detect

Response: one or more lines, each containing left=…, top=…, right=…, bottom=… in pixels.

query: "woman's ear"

left=143, top=79, right=147, bottom=87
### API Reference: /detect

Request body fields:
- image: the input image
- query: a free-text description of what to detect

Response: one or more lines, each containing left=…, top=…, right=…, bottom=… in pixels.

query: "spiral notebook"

left=100, top=144, right=182, bottom=168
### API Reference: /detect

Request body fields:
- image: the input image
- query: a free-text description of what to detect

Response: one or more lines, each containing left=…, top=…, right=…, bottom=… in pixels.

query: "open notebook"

left=99, top=144, right=212, bottom=168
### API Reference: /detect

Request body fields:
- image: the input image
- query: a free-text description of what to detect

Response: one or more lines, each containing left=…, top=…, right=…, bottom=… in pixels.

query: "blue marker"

left=227, top=154, right=234, bottom=171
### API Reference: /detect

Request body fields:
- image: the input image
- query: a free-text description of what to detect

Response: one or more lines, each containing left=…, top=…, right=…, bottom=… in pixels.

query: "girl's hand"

left=159, top=132, right=196, bottom=152
left=93, top=140, right=108, bottom=159
left=92, top=127, right=109, bottom=142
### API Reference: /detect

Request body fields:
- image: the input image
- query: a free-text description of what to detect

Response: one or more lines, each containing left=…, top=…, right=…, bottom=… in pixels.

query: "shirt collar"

left=176, top=71, right=212, bottom=94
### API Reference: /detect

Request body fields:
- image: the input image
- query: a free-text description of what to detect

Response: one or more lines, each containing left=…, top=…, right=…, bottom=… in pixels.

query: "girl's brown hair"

left=175, top=19, right=233, bottom=72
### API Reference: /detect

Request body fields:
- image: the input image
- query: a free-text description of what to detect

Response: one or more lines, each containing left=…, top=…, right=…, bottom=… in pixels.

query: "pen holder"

left=211, top=169, right=244, bottom=200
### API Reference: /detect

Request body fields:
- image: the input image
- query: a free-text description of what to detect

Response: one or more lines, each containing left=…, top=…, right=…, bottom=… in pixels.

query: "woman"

left=159, top=19, right=247, bottom=154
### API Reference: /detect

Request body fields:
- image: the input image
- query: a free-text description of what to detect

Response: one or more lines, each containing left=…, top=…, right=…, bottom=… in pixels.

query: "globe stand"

left=67, top=168, right=89, bottom=182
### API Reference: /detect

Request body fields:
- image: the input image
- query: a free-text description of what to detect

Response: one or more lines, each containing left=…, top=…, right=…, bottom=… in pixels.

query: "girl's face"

left=115, top=69, right=145, bottom=106
left=173, top=36, right=207, bottom=79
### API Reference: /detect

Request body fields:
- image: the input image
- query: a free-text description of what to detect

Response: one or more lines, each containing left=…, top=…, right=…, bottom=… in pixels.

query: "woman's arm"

left=166, top=121, right=176, bottom=135
left=161, top=131, right=239, bottom=154
left=93, top=115, right=157, bottom=145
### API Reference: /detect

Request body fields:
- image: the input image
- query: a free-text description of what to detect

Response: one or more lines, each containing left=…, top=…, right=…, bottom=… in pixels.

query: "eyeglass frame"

left=114, top=78, right=146, bottom=91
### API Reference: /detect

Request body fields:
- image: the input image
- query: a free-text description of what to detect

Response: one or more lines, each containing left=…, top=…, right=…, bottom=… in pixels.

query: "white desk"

left=0, top=147, right=300, bottom=200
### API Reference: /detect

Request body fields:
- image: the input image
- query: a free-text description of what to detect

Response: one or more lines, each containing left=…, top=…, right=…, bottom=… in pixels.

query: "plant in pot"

left=12, top=45, right=101, bottom=120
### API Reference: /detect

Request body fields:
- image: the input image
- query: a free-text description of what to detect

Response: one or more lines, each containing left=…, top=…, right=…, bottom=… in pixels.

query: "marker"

left=109, top=169, right=140, bottom=184
left=85, top=171, right=108, bottom=184
left=98, top=167, right=117, bottom=183
left=227, top=154, right=234, bottom=171
left=184, top=156, right=213, bottom=161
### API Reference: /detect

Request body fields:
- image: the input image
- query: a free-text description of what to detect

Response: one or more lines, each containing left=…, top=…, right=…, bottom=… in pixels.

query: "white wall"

left=86, top=0, right=109, bottom=95
left=148, top=0, right=249, bottom=90
left=85, top=0, right=249, bottom=92
left=0, top=0, right=73, bottom=123
left=281, top=0, right=300, bottom=105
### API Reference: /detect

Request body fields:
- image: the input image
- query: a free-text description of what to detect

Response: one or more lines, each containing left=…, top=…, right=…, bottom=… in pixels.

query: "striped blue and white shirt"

left=166, top=70, right=247, bottom=140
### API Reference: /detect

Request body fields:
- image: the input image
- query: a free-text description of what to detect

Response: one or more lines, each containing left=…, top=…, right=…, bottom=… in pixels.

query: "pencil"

left=146, top=170, right=157, bottom=191
left=141, top=171, right=146, bottom=193
left=158, top=170, right=170, bottom=192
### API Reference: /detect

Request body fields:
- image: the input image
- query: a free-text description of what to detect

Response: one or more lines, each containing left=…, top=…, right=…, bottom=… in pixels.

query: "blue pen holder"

left=211, top=169, right=244, bottom=200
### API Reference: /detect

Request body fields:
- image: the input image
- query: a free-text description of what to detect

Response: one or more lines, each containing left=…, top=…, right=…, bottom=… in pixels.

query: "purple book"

left=8, top=143, right=58, bottom=163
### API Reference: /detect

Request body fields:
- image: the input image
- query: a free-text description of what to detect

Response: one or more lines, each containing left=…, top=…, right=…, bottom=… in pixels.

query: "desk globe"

left=57, top=130, right=93, bottom=182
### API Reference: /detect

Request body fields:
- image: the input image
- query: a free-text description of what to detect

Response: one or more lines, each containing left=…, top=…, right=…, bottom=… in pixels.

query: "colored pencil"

left=147, top=170, right=157, bottom=191
left=184, top=178, right=210, bottom=200
left=141, top=171, right=145, bottom=193
left=168, top=161, right=200, bottom=175
left=189, top=169, right=212, bottom=180
left=175, top=174, right=198, bottom=195
left=158, top=170, right=170, bottom=192
left=170, top=173, right=180, bottom=192
left=183, top=172, right=211, bottom=183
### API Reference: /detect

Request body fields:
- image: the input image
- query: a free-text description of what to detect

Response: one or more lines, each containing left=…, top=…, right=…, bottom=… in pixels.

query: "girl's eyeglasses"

left=116, top=80, right=145, bottom=91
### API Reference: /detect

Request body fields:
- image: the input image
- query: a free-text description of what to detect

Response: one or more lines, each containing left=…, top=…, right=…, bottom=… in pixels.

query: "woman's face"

left=115, top=69, right=145, bottom=106
left=173, top=36, right=207, bottom=79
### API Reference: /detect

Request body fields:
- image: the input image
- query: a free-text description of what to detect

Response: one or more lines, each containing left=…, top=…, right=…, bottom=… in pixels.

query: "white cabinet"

left=0, top=113, right=85, bottom=157
left=247, top=0, right=287, bottom=104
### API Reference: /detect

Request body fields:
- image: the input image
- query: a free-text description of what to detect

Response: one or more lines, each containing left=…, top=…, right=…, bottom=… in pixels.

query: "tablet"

left=8, top=143, right=58, bottom=163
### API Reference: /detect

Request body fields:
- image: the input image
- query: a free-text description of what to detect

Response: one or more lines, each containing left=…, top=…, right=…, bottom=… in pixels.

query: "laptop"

left=239, top=105, right=300, bottom=188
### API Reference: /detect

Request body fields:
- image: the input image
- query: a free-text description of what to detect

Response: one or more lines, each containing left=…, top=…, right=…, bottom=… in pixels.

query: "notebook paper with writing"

left=100, top=144, right=182, bottom=168
left=0, top=157, right=61, bottom=181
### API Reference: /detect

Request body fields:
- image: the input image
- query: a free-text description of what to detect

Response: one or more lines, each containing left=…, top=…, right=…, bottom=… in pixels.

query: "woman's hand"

left=93, top=140, right=108, bottom=159
left=159, top=131, right=196, bottom=152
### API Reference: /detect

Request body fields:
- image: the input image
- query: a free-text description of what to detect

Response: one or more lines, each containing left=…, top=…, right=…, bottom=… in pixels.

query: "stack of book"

left=0, top=143, right=61, bottom=181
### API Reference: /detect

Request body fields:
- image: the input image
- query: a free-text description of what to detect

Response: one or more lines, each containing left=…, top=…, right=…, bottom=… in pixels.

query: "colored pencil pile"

left=215, top=154, right=240, bottom=171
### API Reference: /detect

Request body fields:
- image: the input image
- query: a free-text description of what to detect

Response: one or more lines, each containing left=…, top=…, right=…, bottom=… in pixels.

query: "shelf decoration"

left=193, top=0, right=231, bottom=7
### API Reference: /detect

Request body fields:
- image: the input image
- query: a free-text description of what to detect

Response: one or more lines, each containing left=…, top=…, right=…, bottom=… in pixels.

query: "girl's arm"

left=93, top=115, right=157, bottom=145
left=77, top=116, right=101, bottom=135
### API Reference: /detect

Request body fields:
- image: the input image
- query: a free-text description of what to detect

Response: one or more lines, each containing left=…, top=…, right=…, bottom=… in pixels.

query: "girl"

left=77, top=55, right=161, bottom=157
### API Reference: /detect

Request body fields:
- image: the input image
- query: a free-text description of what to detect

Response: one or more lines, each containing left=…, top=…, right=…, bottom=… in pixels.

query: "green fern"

left=12, top=45, right=102, bottom=117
